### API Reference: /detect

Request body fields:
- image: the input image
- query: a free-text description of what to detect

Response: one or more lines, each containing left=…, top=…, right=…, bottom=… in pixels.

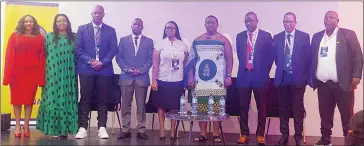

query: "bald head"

left=133, top=18, right=143, bottom=23
left=326, top=11, right=338, bottom=18
left=131, top=18, right=143, bottom=35
left=245, top=12, right=258, bottom=19
left=92, top=5, right=104, bottom=13
left=324, top=11, right=339, bottom=33
left=91, top=5, right=105, bottom=25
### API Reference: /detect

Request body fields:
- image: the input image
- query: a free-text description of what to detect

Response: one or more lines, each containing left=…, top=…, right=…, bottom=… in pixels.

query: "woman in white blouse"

left=151, top=21, right=189, bottom=140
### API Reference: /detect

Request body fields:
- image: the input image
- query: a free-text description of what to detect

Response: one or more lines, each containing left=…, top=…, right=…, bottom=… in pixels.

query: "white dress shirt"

left=316, top=27, right=339, bottom=82
left=132, top=34, right=142, bottom=56
left=155, top=38, right=189, bottom=82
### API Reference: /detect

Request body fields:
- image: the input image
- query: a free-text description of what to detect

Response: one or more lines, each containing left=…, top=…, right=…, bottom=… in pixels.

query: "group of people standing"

left=233, top=11, right=362, bottom=146
left=2, top=4, right=362, bottom=146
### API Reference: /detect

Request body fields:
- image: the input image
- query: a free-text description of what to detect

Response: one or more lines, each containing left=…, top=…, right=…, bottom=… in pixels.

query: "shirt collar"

left=285, top=28, right=296, bottom=37
left=324, top=27, right=339, bottom=37
left=92, top=21, right=103, bottom=28
left=132, top=33, right=142, bottom=39
left=247, top=28, right=259, bottom=37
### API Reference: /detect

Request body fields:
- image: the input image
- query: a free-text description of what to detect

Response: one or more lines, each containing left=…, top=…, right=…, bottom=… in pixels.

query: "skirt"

left=152, top=80, right=184, bottom=110
left=10, top=67, right=38, bottom=105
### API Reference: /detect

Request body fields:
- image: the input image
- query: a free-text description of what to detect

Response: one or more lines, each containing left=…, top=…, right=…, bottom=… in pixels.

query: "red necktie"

left=246, top=32, right=253, bottom=70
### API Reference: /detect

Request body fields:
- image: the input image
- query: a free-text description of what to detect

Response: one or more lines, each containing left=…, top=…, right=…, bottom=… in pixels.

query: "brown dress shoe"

left=257, top=136, right=265, bottom=145
left=237, top=135, right=249, bottom=144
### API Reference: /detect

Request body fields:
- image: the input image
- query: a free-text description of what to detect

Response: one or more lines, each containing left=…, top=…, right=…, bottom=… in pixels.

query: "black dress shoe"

left=314, top=137, right=331, bottom=146
left=59, top=135, right=68, bottom=140
left=137, top=133, right=148, bottom=140
left=170, top=137, right=178, bottom=141
left=295, top=139, right=303, bottom=146
left=276, top=136, right=289, bottom=146
left=117, top=132, right=131, bottom=139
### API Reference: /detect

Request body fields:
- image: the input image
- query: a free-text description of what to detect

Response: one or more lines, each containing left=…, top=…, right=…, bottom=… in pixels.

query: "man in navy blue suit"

left=273, top=12, right=311, bottom=146
left=310, top=11, right=363, bottom=146
left=74, top=5, right=118, bottom=139
left=236, top=12, right=274, bottom=145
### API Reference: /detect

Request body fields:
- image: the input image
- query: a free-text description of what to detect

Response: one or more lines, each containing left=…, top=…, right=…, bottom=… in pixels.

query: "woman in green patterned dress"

left=36, top=14, right=78, bottom=139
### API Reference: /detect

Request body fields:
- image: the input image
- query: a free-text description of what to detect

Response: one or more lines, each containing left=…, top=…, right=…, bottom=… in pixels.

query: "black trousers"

left=317, top=80, right=352, bottom=139
left=278, top=85, right=306, bottom=141
left=238, top=87, right=268, bottom=137
left=78, top=75, right=111, bottom=129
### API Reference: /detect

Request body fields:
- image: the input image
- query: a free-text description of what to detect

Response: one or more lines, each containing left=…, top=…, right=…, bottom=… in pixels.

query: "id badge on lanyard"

left=248, top=38, right=255, bottom=63
left=320, top=35, right=329, bottom=58
left=171, top=46, right=179, bottom=71
left=285, top=38, right=293, bottom=54
left=95, top=46, right=100, bottom=61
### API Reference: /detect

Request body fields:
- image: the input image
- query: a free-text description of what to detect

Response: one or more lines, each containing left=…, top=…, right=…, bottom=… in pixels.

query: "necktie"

left=285, top=34, right=292, bottom=72
left=95, top=27, right=101, bottom=60
left=134, top=36, right=139, bottom=56
left=134, top=36, right=139, bottom=49
left=95, top=27, right=101, bottom=46
left=246, top=32, right=253, bottom=70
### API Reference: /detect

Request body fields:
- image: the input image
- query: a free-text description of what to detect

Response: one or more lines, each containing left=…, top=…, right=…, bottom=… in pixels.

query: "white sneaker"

left=98, top=127, right=109, bottom=139
left=75, top=127, right=87, bottom=139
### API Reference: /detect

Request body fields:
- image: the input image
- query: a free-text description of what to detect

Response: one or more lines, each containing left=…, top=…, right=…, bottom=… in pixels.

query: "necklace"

left=206, top=33, right=217, bottom=40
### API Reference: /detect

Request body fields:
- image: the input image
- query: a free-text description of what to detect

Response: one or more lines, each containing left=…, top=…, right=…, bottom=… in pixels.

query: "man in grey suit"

left=310, top=11, right=363, bottom=146
left=116, top=18, right=154, bottom=140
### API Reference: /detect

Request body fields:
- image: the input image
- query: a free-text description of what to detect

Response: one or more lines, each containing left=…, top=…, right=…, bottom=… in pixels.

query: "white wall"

left=1, top=1, right=363, bottom=137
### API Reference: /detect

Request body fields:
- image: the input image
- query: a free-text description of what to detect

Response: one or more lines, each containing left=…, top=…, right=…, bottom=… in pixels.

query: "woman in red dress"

left=3, top=15, right=45, bottom=138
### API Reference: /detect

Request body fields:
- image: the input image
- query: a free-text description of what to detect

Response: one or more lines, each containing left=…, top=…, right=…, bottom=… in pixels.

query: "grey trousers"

left=120, top=80, right=148, bottom=133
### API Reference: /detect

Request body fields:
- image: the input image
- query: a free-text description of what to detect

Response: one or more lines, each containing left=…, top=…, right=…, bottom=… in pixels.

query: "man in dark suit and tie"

left=273, top=12, right=311, bottom=146
left=310, top=11, right=363, bottom=146
left=236, top=12, right=274, bottom=145
left=116, top=18, right=154, bottom=140
left=74, top=5, right=118, bottom=139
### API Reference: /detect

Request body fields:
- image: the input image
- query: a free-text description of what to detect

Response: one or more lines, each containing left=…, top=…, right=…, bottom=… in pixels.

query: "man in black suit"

left=310, top=11, right=363, bottom=146
left=274, top=12, right=311, bottom=146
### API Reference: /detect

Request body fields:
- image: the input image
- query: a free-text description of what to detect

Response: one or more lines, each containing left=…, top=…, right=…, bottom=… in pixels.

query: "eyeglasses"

left=166, top=27, right=176, bottom=30
left=56, top=20, right=68, bottom=23
left=283, top=20, right=295, bottom=24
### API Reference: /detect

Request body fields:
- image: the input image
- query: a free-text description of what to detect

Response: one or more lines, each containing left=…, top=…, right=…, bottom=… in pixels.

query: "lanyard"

left=247, top=35, right=256, bottom=51
left=285, top=36, right=293, bottom=50
left=96, top=47, right=99, bottom=61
